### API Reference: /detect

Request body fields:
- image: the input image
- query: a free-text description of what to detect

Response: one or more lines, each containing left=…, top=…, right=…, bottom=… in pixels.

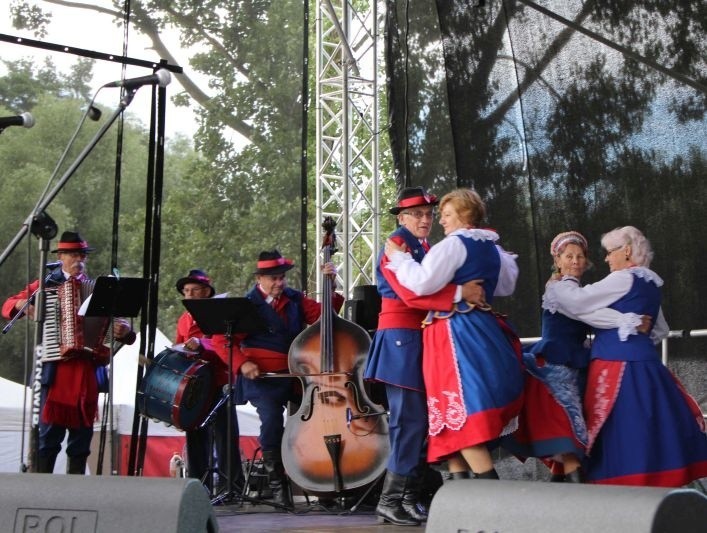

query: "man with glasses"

left=365, top=187, right=486, bottom=526
left=2, top=231, right=135, bottom=474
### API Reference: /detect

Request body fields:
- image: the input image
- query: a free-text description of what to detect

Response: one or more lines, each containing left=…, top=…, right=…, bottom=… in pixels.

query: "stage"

left=213, top=499, right=418, bottom=533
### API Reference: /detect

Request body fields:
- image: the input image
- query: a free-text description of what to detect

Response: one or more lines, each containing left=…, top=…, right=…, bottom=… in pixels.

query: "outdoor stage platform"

left=213, top=499, right=419, bottom=533
left=209, top=455, right=707, bottom=533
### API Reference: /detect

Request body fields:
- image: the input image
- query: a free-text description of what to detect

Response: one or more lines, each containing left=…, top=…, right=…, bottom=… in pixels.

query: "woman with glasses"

left=385, top=188, right=523, bottom=481
left=543, top=226, right=707, bottom=486
left=502, top=231, right=649, bottom=483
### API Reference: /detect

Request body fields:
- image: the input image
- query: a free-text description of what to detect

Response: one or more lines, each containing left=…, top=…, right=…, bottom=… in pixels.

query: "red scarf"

left=42, top=358, right=98, bottom=428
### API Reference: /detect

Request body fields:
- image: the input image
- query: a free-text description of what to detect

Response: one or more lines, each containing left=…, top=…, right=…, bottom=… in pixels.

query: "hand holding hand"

left=637, top=315, right=653, bottom=334
left=462, top=279, right=486, bottom=306
left=384, top=238, right=406, bottom=258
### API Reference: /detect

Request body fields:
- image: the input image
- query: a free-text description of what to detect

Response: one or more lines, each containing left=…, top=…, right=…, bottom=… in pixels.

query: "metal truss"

left=315, top=0, right=380, bottom=297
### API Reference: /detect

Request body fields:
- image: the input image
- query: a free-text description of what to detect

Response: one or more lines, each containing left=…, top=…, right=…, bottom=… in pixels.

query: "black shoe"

left=375, top=471, right=421, bottom=526
left=401, top=473, right=428, bottom=522
left=564, top=469, right=586, bottom=483
left=473, top=468, right=499, bottom=480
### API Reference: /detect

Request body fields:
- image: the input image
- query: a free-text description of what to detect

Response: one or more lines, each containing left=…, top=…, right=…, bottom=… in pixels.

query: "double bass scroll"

left=281, top=217, right=390, bottom=494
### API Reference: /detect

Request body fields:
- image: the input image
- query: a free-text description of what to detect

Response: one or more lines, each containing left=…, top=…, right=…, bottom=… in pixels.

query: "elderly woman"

left=544, top=226, right=707, bottom=486
left=502, top=231, right=647, bottom=482
left=385, top=188, right=523, bottom=480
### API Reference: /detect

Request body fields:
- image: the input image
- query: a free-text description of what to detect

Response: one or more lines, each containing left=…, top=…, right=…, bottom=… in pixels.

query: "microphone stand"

left=0, top=89, right=139, bottom=473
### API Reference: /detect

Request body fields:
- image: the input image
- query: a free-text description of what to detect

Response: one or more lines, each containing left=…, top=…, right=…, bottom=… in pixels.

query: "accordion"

left=40, top=278, right=110, bottom=364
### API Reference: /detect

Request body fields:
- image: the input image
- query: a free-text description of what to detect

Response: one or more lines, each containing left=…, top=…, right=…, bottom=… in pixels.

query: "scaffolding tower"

left=315, top=0, right=381, bottom=297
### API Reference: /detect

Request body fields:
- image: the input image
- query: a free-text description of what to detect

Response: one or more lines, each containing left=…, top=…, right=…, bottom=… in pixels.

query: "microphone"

left=0, top=112, right=35, bottom=129
left=45, top=261, right=62, bottom=269
left=103, top=69, right=172, bottom=90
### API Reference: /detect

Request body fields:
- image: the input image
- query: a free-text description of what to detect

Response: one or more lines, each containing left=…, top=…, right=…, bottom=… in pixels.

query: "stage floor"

left=213, top=502, right=421, bottom=533
left=212, top=498, right=422, bottom=533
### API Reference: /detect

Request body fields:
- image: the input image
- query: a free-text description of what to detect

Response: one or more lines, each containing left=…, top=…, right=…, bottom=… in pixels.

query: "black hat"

left=253, top=250, right=294, bottom=275
left=51, top=231, right=95, bottom=253
left=389, top=186, right=439, bottom=215
left=176, top=269, right=215, bottom=297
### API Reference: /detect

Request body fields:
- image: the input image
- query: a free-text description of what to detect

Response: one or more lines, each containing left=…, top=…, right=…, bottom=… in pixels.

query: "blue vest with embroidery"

left=241, top=285, right=306, bottom=354
left=529, top=309, right=590, bottom=368
left=448, top=233, right=500, bottom=304
left=376, top=226, right=427, bottom=298
left=591, top=273, right=661, bottom=362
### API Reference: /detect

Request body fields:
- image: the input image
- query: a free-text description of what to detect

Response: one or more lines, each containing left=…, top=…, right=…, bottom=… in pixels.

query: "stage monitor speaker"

left=344, top=284, right=381, bottom=332
left=0, top=473, right=218, bottom=533
left=427, top=480, right=707, bottom=533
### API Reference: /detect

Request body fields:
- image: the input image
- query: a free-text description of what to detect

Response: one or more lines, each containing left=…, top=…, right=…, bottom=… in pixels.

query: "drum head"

left=137, top=348, right=215, bottom=430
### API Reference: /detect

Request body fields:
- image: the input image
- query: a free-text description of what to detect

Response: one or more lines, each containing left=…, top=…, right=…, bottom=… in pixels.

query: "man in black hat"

left=193, top=250, right=344, bottom=509
left=174, top=269, right=245, bottom=494
left=364, top=187, right=488, bottom=526
left=2, top=231, right=135, bottom=475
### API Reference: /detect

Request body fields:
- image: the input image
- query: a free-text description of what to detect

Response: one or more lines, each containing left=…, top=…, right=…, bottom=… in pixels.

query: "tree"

left=0, top=59, right=197, bottom=381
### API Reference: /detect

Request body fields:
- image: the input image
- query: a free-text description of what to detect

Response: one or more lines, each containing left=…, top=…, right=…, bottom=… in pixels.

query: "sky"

left=0, top=1, right=204, bottom=140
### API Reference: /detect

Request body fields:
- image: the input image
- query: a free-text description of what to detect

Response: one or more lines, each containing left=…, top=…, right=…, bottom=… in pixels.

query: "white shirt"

left=387, top=228, right=519, bottom=297
left=544, top=267, right=669, bottom=343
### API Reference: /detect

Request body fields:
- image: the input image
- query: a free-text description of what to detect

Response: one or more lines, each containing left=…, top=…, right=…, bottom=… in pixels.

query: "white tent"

left=0, top=330, right=262, bottom=476
left=0, top=375, right=36, bottom=472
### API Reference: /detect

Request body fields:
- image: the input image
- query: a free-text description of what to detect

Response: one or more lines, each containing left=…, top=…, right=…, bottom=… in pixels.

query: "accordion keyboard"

left=40, top=289, right=62, bottom=362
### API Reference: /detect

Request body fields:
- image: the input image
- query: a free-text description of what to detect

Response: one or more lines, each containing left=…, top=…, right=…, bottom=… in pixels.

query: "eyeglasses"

left=401, top=210, right=435, bottom=220
left=605, top=245, right=623, bottom=257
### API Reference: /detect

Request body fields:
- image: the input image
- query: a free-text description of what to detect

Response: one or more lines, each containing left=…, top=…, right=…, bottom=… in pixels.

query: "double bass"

left=282, top=217, right=389, bottom=494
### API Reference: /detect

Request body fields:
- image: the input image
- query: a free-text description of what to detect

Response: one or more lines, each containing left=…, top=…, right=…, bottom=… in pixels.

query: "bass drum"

left=137, top=348, right=215, bottom=431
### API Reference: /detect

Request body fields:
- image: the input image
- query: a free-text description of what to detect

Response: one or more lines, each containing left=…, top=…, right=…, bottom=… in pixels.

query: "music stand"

left=83, top=276, right=148, bottom=320
left=182, top=297, right=266, bottom=504
left=83, top=276, right=148, bottom=475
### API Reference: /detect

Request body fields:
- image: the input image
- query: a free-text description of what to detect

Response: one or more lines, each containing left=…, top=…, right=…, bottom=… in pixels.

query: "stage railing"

left=520, top=328, right=707, bottom=366
left=520, top=328, right=707, bottom=417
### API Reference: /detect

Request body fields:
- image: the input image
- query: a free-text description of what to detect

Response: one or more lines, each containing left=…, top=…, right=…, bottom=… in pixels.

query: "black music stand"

left=84, top=275, right=148, bottom=475
left=182, top=297, right=266, bottom=505
left=83, top=276, right=148, bottom=320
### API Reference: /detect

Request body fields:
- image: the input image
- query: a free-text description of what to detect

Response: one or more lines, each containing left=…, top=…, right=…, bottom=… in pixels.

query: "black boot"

left=262, top=450, right=293, bottom=509
left=550, top=473, right=566, bottom=482
left=375, top=471, right=420, bottom=526
left=67, top=455, right=87, bottom=475
left=401, top=475, right=428, bottom=522
left=473, top=468, right=499, bottom=480
left=449, top=471, right=471, bottom=480
left=35, top=454, right=57, bottom=474
left=564, top=468, right=586, bottom=483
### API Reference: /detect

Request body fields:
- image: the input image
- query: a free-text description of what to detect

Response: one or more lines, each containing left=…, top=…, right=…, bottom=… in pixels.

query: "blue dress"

left=502, top=303, right=590, bottom=462
left=581, top=269, right=707, bottom=486
left=418, top=232, right=524, bottom=462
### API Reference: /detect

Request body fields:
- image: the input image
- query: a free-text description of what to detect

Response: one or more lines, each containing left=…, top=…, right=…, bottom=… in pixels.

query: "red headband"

left=57, top=241, right=90, bottom=251
left=397, top=194, right=436, bottom=209
left=257, top=257, right=294, bottom=269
